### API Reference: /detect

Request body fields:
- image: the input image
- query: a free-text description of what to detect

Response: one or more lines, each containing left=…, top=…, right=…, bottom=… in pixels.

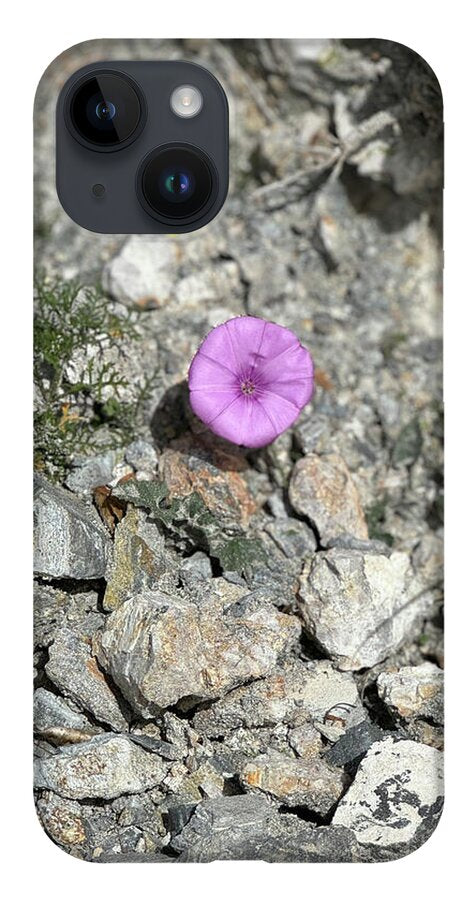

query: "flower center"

left=240, top=379, right=255, bottom=396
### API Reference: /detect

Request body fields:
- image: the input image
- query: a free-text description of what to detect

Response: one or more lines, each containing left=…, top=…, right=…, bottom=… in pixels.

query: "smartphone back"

left=34, top=38, right=443, bottom=862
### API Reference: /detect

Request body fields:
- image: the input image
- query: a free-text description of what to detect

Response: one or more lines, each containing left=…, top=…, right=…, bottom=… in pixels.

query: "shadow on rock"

left=150, top=380, right=191, bottom=450
left=149, top=379, right=252, bottom=474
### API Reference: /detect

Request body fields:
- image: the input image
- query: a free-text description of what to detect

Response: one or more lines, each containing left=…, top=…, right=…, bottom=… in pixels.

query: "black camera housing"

left=56, top=60, right=228, bottom=234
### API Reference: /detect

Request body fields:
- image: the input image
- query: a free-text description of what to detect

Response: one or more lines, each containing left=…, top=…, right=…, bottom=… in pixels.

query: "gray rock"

left=103, top=505, right=178, bottom=611
left=171, top=794, right=367, bottom=862
left=179, top=551, right=213, bottom=582
left=36, top=788, right=168, bottom=859
left=377, top=663, right=443, bottom=747
left=332, top=738, right=443, bottom=850
left=46, top=627, right=129, bottom=731
left=289, top=452, right=368, bottom=545
left=35, top=792, right=88, bottom=851
left=97, top=852, right=174, bottom=862
left=412, top=533, right=444, bottom=591
left=298, top=548, right=431, bottom=670
left=34, top=688, right=102, bottom=745
left=193, top=659, right=365, bottom=742
left=209, top=725, right=291, bottom=767
left=170, top=794, right=271, bottom=859
left=34, top=735, right=170, bottom=800
left=34, top=475, right=110, bottom=579
left=290, top=38, right=391, bottom=81
left=65, top=450, right=119, bottom=494
left=240, top=750, right=347, bottom=814
left=165, top=761, right=225, bottom=805
left=328, top=534, right=392, bottom=555
left=325, top=720, right=388, bottom=769
left=265, top=490, right=289, bottom=518
left=264, top=517, right=316, bottom=559
left=166, top=802, right=198, bottom=837
left=377, top=663, right=443, bottom=722
left=34, top=584, right=103, bottom=649
left=267, top=823, right=370, bottom=863
left=288, top=723, right=325, bottom=758
left=174, top=260, right=243, bottom=309
left=95, top=581, right=301, bottom=716
left=161, top=712, right=199, bottom=758
left=124, top=439, right=158, bottom=475
left=102, top=236, right=179, bottom=306
left=128, top=733, right=182, bottom=761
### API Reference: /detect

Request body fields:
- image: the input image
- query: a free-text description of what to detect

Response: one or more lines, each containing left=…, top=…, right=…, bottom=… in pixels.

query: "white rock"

left=289, top=452, right=368, bottom=544
left=95, top=584, right=301, bottom=716
left=298, top=548, right=431, bottom=670
left=332, top=738, right=443, bottom=848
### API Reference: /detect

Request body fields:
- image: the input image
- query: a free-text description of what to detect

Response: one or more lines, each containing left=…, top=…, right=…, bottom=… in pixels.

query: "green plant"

left=34, top=277, right=157, bottom=480
left=112, top=478, right=267, bottom=575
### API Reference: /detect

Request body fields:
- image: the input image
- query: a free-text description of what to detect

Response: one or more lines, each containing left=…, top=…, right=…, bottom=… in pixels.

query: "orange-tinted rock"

left=158, top=435, right=259, bottom=527
left=240, top=750, right=347, bottom=814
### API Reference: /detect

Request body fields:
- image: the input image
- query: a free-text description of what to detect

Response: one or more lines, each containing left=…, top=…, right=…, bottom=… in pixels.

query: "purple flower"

left=188, top=316, right=314, bottom=448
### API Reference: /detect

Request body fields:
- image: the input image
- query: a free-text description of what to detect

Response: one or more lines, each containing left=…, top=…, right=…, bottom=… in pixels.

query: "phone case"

left=33, top=38, right=443, bottom=863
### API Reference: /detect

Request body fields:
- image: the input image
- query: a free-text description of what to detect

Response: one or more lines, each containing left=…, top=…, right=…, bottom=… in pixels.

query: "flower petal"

left=260, top=376, right=314, bottom=410
left=252, top=319, right=298, bottom=366
left=222, top=317, right=270, bottom=376
left=255, top=391, right=302, bottom=437
left=258, top=342, right=314, bottom=385
left=188, top=351, right=238, bottom=391
left=191, top=321, right=242, bottom=378
left=189, top=388, right=240, bottom=426
left=206, top=394, right=276, bottom=447
left=192, top=317, right=270, bottom=379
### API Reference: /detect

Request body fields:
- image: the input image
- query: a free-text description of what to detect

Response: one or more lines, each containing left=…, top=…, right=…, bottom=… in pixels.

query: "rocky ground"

left=33, top=39, right=443, bottom=862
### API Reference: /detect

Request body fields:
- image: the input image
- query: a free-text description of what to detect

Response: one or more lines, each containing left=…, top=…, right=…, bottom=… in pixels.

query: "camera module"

left=66, top=70, right=145, bottom=150
left=57, top=61, right=229, bottom=232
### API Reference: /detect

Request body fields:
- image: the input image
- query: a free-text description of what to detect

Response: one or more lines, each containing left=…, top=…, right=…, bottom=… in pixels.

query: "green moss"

left=381, top=331, right=407, bottom=362
left=392, top=418, right=423, bottom=467
left=214, top=537, right=266, bottom=573
left=365, top=497, right=394, bottom=547
left=34, top=276, right=157, bottom=481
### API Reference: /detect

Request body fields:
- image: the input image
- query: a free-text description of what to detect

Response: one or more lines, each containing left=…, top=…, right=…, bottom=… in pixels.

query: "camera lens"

left=159, top=168, right=195, bottom=202
left=138, top=144, right=217, bottom=224
left=95, top=100, right=116, bottom=121
left=67, top=71, right=144, bottom=149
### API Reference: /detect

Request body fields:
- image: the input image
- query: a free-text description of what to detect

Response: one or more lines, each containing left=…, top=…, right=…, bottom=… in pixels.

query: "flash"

left=170, top=84, right=203, bottom=118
